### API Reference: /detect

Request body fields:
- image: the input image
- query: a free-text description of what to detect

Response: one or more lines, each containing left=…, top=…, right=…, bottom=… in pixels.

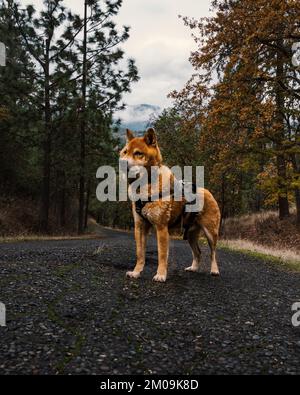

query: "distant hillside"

left=115, top=104, right=161, bottom=139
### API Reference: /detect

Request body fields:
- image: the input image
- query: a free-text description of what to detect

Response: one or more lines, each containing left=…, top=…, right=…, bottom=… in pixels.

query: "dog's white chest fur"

left=141, top=201, right=172, bottom=224
left=129, top=165, right=174, bottom=225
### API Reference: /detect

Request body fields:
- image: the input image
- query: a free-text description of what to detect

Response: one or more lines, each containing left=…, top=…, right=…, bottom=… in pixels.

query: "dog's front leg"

left=126, top=219, right=150, bottom=279
left=153, top=224, right=169, bottom=282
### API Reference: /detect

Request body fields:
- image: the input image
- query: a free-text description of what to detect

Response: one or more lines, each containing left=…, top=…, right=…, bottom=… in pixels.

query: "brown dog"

left=120, top=128, right=221, bottom=282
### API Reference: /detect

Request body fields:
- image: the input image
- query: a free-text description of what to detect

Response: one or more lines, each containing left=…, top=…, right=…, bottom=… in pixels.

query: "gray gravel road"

left=0, top=228, right=299, bottom=375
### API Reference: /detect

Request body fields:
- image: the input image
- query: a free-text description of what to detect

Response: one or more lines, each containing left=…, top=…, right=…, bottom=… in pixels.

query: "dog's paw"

left=126, top=271, right=141, bottom=279
left=185, top=265, right=199, bottom=272
left=153, top=273, right=167, bottom=283
left=210, top=270, right=220, bottom=277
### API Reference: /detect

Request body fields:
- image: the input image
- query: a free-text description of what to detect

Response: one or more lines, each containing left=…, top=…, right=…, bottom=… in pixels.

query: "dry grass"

left=0, top=197, right=38, bottom=237
left=220, top=238, right=300, bottom=268
left=220, top=209, right=300, bottom=271
left=223, top=209, right=287, bottom=231
left=0, top=196, right=79, bottom=238
left=0, top=234, right=99, bottom=243
left=222, top=209, right=300, bottom=253
left=0, top=217, right=105, bottom=243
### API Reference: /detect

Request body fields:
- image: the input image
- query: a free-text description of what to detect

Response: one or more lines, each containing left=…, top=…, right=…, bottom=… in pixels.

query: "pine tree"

left=0, top=0, right=38, bottom=194
left=8, top=0, right=138, bottom=233
left=68, top=0, right=139, bottom=234
left=172, top=0, right=300, bottom=221
left=13, top=0, right=85, bottom=232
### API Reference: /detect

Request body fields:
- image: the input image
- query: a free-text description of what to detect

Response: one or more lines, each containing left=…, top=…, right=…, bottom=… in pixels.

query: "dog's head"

left=120, top=128, right=162, bottom=169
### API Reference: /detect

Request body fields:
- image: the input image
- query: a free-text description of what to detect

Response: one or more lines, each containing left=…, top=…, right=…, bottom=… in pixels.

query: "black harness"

left=135, top=182, right=198, bottom=240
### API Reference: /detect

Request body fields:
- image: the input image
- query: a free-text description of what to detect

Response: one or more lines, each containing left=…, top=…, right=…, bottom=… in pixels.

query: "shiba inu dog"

left=120, top=128, right=221, bottom=282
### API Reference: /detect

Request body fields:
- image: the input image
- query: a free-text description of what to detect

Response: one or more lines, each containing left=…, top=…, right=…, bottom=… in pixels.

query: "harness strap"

left=135, top=189, right=174, bottom=219
left=135, top=199, right=149, bottom=218
left=135, top=182, right=199, bottom=239
left=182, top=182, right=198, bottom=239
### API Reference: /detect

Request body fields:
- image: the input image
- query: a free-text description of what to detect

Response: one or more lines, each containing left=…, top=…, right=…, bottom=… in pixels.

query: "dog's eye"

left=134, top=151, right=143, bottom=156
left=123, top=149, right=127, bottom=155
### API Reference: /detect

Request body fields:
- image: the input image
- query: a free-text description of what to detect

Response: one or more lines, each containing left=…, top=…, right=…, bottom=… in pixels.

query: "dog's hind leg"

left=202, top=225, right=220, bottom=276
left=185, top=228, right=202, bottom=272
left=126, top=218, right=151, bottom=279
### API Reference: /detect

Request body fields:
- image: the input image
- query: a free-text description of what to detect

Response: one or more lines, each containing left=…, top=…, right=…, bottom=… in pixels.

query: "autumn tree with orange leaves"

left=167, top=0, right=300, bottom=224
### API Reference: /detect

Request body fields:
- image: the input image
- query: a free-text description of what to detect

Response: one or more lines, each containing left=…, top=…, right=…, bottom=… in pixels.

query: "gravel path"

left=0, top=228, right=299, bottom=375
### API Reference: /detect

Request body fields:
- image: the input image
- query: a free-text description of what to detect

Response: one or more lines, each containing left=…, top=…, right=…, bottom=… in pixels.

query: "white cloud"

left=26, top=0, right=213, bottom=114
left=113, top=0, right=212, bottom=109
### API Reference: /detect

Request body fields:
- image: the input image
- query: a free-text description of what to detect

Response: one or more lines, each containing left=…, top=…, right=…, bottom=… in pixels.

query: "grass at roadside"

left=0, top=234, right=100, bottom=244
left=218, top=239, right=300, bottom=272
left=0, top=219, right=107, bottom=243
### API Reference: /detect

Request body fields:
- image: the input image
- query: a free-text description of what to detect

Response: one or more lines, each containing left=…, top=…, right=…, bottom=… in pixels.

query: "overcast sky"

left=113, top=0, right=213, bottom=109
left=26, top=0, right=213, bottom=116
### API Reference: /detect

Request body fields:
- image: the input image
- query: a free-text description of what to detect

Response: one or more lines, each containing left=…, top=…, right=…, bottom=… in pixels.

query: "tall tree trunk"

left=219, top=173, right=226, bottom=236
left=276, top=154, right=290, bottom=219
left=255, top=151, right=265, bottom=212
left=275, top=40, right=289, bottom=219
left=39, top=38, right=51, bottom=233
left=295, top=188, right=300, bottom=227
left=84, top=179, right=90, bottom=230
left=291, top=153, right=300, bottom=226
left=60, top=171, right=66, bottom=228
left=78, top=0, right=88, bottom=234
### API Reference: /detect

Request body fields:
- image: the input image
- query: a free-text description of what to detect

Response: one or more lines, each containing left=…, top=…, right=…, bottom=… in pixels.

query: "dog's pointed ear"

left=126, top=129, right=135, bottom=142
left=144, top=128, right=157, bottom=146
